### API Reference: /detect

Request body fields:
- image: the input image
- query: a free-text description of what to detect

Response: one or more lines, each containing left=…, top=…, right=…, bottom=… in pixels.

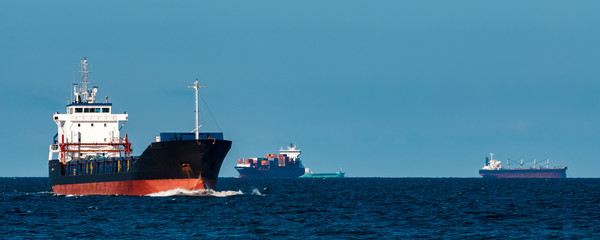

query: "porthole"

left=78, top=123, right=80, bottom=127
left=91, top=123, right=94, bottom=127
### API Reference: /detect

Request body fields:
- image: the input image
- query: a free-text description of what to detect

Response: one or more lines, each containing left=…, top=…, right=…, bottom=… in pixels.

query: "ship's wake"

left=146, top=188, right=244, bottom=197
left=51, top=188, right=262, bottom=197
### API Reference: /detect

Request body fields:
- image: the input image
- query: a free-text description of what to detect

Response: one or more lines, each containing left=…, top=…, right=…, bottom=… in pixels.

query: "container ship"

left=235, top=144, right=306, bottom=178
left=48, top=58, right=231, bottom=195
left=479, top=153, right=567, bottom=178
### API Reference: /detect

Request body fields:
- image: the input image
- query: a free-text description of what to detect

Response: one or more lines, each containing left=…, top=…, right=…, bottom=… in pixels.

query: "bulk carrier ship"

left=479, top=153, right=567, bottom=178
left=235, top=144, right=306, bottom=178
left=48, top=58, right=231, bottom=195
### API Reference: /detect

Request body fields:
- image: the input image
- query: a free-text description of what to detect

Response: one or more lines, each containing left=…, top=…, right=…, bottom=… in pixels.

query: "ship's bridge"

left=66, top=103, right=112, bottom=114
left=280, top=144, right=301, bottom=160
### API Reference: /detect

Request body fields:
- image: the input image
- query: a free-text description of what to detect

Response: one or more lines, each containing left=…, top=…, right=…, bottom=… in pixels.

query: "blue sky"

left=1, top=1, right=598, bottom=177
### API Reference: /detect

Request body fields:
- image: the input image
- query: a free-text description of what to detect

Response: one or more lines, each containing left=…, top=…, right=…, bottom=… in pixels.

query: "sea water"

left=2, top=178, right=600, bottom=239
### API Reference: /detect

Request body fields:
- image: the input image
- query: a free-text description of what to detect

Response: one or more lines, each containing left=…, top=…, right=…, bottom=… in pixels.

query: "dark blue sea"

left=2, top=178, right=600, bottom=239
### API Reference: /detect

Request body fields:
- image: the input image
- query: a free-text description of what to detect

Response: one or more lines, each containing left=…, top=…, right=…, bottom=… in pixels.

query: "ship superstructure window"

left=73, top=107, right=110, bottom=113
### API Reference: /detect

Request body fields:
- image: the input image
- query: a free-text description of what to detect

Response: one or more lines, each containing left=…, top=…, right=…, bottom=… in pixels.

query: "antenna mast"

left=79, top=57, right=89, bottom=102
left=188, top=79, right=205, bottom=140
left=74, top=57, right=97, bottom=103
left=81, top=57, right=88, bottom=91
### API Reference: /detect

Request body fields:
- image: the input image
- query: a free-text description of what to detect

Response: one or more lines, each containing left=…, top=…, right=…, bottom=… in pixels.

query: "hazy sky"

left=1, top=1, right=598, bottom=177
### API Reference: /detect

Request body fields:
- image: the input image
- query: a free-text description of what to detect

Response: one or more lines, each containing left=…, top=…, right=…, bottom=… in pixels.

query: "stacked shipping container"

left=237, top=153, right=301, bottom=169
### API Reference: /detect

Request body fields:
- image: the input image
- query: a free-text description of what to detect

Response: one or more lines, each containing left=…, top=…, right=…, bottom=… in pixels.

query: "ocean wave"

left=251, top=188, right=263, bottom=196
left=146, top=188, right=244, bottom=197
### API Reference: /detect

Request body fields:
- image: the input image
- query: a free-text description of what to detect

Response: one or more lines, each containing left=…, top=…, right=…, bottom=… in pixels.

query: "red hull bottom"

left=52, top=178, right=215, bottom=196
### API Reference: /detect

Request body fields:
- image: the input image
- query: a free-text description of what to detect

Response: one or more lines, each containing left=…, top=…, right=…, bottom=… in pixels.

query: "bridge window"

left=75, top=108, right=83, bottom=113
left=102, top=108, right=110, bottom=113
left=84, top=108, right=91, bottom=113
left=95, top=108, right=101, bottom=113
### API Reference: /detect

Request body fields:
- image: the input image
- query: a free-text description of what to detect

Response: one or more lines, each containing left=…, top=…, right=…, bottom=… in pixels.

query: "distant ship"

left=300, top=169, right=345, bottom=178
left=479, top=153, right=567, bottom=178
left=48, top=58, right=231, bottom=195
left=235, top=144, right=306, bottom=178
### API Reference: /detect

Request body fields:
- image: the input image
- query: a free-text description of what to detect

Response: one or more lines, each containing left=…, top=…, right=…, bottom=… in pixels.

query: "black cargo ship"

left=48, top=59, right=231, bottom=195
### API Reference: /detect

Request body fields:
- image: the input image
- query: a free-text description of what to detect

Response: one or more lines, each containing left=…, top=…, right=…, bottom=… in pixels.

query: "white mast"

left=79, top=58, right=90, bottom=103
left=188, top=79, right=205, bottom=140
left=81, top=57, right=88, bottom=92
left=520, top=158, right=523, bottom=168
left=74, top=57, right=98, bottom=103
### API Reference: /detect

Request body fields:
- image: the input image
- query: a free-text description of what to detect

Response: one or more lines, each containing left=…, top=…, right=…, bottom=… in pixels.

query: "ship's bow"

left=137, top=138, right=232, bottom=189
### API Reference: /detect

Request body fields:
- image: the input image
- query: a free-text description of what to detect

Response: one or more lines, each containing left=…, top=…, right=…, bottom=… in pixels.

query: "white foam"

left=251, top=188, right=263, bottom=196
left=146, top=188, right=243, bottom=197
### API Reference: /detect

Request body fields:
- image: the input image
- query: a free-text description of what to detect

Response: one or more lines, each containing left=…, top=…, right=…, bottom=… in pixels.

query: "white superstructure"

left=279, top=143, right=301, bottom=160
left=49, top=58, right=131, bottom=163
left=482, top=153, right=501, bottom=170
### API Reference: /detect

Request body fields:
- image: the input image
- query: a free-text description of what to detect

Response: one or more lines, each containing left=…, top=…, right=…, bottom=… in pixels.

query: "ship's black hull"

left=49, top=139, right=231, bottom=195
